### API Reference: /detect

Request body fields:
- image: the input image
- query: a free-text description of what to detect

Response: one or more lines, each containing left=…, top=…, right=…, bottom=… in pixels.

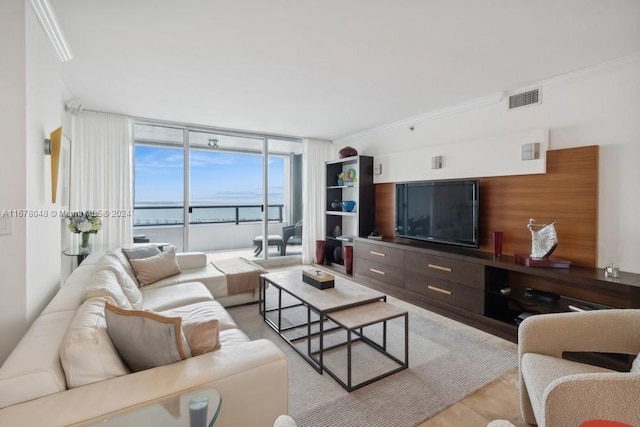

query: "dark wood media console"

left=353, top=237, right=640, bottom=345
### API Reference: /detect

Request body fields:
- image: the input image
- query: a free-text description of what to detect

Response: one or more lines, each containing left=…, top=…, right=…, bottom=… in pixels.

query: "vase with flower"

left=68, top=211, right=102, bottom=254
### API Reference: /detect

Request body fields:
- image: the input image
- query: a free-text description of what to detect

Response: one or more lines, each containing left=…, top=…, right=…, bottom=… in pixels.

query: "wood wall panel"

left=374, top=146, right=599, bottom=267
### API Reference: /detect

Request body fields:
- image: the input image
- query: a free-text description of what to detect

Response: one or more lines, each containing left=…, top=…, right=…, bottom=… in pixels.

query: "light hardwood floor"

left=386, top=295, right=529, bottom=427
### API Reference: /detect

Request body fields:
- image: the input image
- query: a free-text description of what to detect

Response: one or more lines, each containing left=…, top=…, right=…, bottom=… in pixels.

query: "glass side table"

left=63, top=248, right=92, bottom=265
left=71, top=388, right=221, bottom=427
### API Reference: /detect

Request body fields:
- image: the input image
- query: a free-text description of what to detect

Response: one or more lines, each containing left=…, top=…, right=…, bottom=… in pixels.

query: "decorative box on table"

left=302, top=269, right=335, bottom=289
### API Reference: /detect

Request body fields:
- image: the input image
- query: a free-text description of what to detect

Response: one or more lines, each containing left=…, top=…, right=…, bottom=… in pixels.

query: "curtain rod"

left=79, top=108, right=304, bottom=142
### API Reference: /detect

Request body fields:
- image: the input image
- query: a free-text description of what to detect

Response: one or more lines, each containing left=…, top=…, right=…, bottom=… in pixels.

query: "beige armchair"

left=518, top=309, right=640, bottom=426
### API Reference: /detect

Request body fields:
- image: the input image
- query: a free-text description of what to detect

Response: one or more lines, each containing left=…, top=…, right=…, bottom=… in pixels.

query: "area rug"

left=228, top=289, right=517, bottom=427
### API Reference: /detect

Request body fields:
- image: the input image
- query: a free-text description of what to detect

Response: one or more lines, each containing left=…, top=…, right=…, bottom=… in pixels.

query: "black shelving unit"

left=324, top=155, right=374, bottom=274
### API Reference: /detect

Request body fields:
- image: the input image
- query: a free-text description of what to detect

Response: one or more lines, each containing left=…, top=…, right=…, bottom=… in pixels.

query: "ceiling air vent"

left=509, top=88, right=540, bottom=110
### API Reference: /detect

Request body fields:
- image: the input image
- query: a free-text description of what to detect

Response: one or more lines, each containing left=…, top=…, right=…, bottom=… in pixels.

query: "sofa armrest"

left=0, top=339, right=288, bottom=427
left=518, top=309, right=640, bottom=359
left=176, top=252, right=208, bottom=270
left=544, top=372, right=640, bottom=426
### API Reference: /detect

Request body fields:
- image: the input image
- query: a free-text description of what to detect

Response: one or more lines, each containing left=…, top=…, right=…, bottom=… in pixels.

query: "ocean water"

left=133, top=205, right=282, bottom=226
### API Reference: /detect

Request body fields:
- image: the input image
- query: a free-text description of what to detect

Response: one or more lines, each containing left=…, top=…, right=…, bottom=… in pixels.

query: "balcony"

left=133, top=204, right=302, bottom=260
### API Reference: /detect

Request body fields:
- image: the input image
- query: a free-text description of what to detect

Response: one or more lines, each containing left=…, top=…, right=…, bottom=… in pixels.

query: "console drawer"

left=355, top=240, right=405, bottom=266
left=354, top=258, right=405, bottom=288
left=405, top=271, right=484, bottom=314
left=405, top=251, right=484, bottom=287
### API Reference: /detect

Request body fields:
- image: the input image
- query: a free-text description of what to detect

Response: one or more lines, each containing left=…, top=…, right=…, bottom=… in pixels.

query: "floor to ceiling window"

left=132, top=122, right=303, bottom=259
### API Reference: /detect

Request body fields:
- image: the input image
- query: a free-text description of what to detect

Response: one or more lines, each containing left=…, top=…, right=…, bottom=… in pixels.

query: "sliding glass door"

left=133, top=122, right=302, bottom=260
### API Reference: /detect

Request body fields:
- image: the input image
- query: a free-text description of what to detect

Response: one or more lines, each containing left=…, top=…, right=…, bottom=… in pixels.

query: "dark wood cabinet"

left=324, top=156, right=375, bottom=275
left=353, top=236, right=640, bottom=343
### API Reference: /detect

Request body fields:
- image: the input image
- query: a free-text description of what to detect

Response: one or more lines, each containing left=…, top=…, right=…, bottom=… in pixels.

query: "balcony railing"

left=134, top=204, right=284, bottom=227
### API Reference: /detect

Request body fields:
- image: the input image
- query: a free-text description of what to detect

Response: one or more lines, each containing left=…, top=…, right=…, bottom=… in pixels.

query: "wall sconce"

left=431, top=156, right=443, bottom=169
left=374, top=164, right=382, bottom=175
left=522, top=142, right=540, bottom=160
left=44, top=127, right=62, bottom=203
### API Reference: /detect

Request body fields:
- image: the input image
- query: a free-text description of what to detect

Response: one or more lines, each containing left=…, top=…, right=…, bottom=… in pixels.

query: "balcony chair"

left=518, top=309, right=640, bottom=426
left=281, top=220, right=303, bottom=256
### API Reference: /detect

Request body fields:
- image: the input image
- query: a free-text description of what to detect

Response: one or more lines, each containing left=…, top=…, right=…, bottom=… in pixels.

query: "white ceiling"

left=52, top=0, right=640, bottom=140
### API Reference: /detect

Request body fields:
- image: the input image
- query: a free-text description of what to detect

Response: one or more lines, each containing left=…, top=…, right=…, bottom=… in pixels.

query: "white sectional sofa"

left=0, top=249, right=288, bottom=427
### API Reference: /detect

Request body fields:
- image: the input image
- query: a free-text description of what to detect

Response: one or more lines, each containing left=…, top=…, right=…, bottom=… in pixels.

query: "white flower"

left=77, top=221, right=93, bottom=232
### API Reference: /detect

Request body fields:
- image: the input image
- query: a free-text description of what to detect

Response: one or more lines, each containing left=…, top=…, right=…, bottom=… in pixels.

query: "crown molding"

left=29, top=0, right=73, bottom=62
left=539, top=53, right=640, bottom=86
left=336, top=52, right=640, bottom=143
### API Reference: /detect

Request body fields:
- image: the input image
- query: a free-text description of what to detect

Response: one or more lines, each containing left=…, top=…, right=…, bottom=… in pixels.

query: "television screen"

left=395, top=180, right=479, bottom=248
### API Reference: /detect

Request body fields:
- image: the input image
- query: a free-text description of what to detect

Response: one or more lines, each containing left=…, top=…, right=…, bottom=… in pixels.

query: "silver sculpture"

left=527, top=218, right=558, bottom=259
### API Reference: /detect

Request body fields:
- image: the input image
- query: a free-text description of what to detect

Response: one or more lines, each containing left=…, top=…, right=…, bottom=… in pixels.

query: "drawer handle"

left=428, top=285, right=452, bottom=296
left=369, top=251, right=386, bottom=257
left=370, top=268, right=386, bottom=276
left=428, top=263, right=452, bottom=273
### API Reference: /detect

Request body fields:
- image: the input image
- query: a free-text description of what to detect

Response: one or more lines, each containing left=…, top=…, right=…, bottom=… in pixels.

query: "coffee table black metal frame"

left=324, top=301, right=409, bottom=391
left=259, top=271, right=408, bottom=391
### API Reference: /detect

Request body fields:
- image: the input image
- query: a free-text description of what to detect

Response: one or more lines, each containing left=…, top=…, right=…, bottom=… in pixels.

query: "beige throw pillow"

left=104, top=303, right=191, bottom=372
left=128, top=247, right=181, bottom=286
left=182, top=319, right=221, bottom=356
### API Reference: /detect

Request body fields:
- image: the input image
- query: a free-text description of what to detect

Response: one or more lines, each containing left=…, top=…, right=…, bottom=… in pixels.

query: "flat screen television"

left=395, top=179, right=479, bottom=248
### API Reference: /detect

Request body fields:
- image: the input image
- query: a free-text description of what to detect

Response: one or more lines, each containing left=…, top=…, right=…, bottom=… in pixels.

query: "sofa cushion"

left=41, top=280, right=87, bottom=315
left=98, top=250, right=139, bottom=287
left=0, top=311, right=74, bottom=409
left=141, top=281, right=213, bottom=311
left=60, top=297, right=130, bottom=388
left=122, top=245, right=161, bottom=260
left=161, top=300, right=238, bottom=332
left=631, top=354, right=640, bottom=372
left=183, top=319, right=220, bottom=356
left=128, top=247, right=182, bottom=287
left=95, top=258, right=144, bottom=310
left=218, top=328, right=251, bottom=347
left=104, top=303, right=191, bottom=372
left=521, top=353, right=614, bottom=421
left=83, top=269, right=132, bottom=309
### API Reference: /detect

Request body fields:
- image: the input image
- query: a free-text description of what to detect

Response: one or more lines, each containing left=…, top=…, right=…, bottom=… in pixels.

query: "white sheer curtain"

left=301, top=138, right=334, bottom=264
left=70, top=111, right=132, bottom=251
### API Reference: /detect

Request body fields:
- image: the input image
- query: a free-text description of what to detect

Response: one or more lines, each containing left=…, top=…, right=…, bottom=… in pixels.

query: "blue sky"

left=134, top=145, right=284, bottom=205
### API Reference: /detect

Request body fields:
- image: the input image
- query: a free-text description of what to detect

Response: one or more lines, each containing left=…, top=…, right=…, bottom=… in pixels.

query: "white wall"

left=0, top=0, right=29, bottom=364
left=25, top=5, right=64, bottom=322
left=336, top=57, right=640, bottom=273
left=0, top=1, right=65, bottom=364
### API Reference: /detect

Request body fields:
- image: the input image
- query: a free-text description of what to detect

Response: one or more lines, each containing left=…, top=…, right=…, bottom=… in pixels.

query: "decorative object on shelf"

left=493, top=231, right=503, bottom=257
left=515, top=219, right=570, bottom=268
left=331, top=200, right=341, bottom=210
left=527, top=218, right=557, bottom=259
left=315, top=240, right=325, bottom=264
left=68, top=211, right=102, bottom=254
left=337, top=172, right=345, bottom=186
left=333, top=246, right=343, bottom=263
left=338, top=146, right=358, bottom=158
left=302, top=269, right=335, bottom=289
left=341, top=200, right=356, bottom=212
left=605, top=263, right=620, bottom=279
left=344, top=245, right=353, bottom=274
left=345, top=168, right=357, bottom=183
left=332, top=225, right=342, bottom=238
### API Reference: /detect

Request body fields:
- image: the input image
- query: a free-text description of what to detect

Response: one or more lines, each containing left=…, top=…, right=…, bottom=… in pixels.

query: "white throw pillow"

left=60, top=297, right=130, bottom=388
